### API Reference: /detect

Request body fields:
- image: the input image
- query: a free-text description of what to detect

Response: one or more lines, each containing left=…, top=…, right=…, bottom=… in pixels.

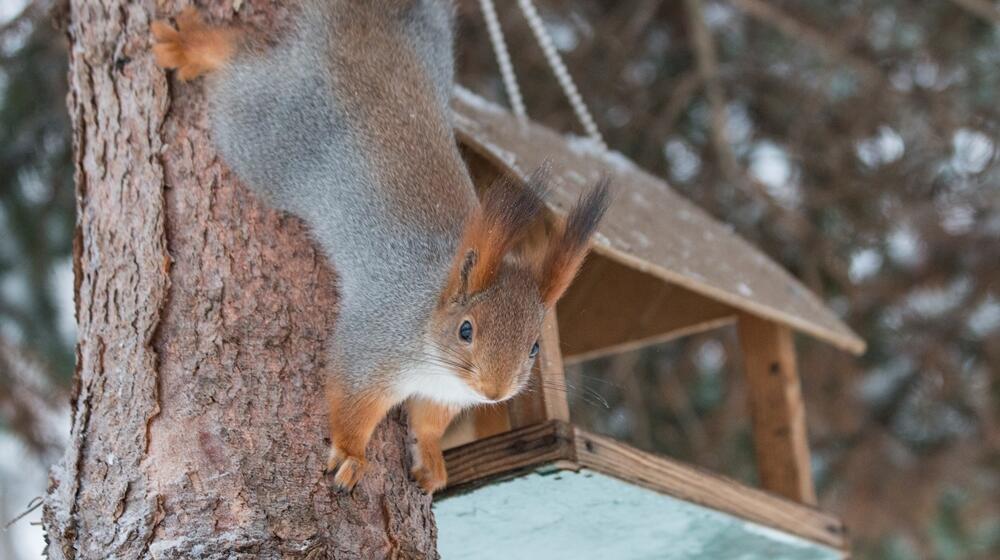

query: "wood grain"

left=738, top=314, right=818, bottom=504
left=442, top=421, right=846, bottom=550
left=442, top=421, right=577, bottom=492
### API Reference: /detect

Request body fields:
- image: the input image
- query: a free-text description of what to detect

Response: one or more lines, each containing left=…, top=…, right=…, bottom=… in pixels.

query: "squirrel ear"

left=538, top=177, right=612, bottom=307
left=457, top=249, right=477, bottom=300
left=442, top=167, right=549, bottom=303
left=442, top=248, right=476, bottom=304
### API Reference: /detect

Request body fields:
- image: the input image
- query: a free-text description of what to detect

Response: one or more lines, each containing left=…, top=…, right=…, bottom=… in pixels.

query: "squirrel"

left=151, top=0, right=610, bottom=494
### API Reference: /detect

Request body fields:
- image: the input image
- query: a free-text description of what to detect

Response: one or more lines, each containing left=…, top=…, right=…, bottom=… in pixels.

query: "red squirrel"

left=151, top=1, right=609, bottom=493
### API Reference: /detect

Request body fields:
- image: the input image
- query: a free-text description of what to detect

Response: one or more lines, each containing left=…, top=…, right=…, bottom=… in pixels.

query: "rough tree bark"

left=43, top=1, right=438, bottom=558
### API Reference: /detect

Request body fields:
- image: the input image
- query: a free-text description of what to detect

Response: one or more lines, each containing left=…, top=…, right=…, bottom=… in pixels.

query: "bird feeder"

left=433, top=87, right=865, bottom=559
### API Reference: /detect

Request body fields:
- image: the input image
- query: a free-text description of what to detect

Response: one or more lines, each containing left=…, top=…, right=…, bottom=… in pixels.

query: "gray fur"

left=207, top=0, right=476, bottom=390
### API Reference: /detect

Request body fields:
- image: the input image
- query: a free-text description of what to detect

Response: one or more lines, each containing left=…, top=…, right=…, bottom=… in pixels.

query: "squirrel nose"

left=482, top=387, right=503, bottom=402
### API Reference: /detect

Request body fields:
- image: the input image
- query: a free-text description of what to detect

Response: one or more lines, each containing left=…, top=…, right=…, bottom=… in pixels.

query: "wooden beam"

left=443, top=421, right=577, bottom=490
left=737, top=314, right=817, bottom=504
left=574, top=429, right=844, bottom=550
left=562, top=316, right=735, bottom=366
left=441, top=421, right=846, bottom=550
left=506, top=310, right=571, bottom=428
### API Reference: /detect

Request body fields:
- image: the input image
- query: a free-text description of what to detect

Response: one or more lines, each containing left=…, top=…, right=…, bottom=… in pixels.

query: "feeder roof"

left=452, top=87, right=865, bottom=356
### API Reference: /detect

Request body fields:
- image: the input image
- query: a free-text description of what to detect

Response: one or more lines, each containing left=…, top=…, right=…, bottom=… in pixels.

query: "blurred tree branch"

left=947, top=0, right=1000, bottom=25
left=726, top=0, right=884, bottom=82
left=0, top=336, right=67, bottom=460
left=683, top=0, right=742, bottom=185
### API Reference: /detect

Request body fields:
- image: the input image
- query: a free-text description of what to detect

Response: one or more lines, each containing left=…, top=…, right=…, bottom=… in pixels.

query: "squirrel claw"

left=332, top=457, right=367, bottom=492
left=411, top=465, right=447, bottom=494
left=325, top=446, right=367, bottom=492
left=409, top=439, right=448, bottom=493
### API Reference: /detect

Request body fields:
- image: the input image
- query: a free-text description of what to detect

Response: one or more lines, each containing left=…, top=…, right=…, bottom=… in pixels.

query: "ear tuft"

left=539, top=177, right=612, bottom=307
left=456, top=249, right=477, bottom=299
left=442, top=166, right=550, bottom=302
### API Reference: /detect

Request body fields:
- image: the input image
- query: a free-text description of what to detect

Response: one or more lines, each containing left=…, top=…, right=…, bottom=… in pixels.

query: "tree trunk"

left=43, top=1, right=437, bottom=558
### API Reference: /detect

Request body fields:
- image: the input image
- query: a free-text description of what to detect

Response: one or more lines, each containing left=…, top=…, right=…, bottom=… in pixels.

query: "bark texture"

left=43, top=1, right=437, bottom=558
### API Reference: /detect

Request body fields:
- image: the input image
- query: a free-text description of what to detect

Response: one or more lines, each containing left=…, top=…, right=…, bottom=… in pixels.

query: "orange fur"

left=325, top=382, right=395, bottom=491
left=151, top=8, right=239, bottom=81
left=539, top=178, right=611, bottom=307
left=539, top=245, right=587, bottom=307
left=406, top=399, right=460, bottom=493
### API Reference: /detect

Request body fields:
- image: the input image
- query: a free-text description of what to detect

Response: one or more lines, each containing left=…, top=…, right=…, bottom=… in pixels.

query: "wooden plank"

left=738, top=314, right=818, bottom=505
left=441, top=421, right=576, bottom=492
left=440, top=421, right=846, bottom=550
left=506, top=310, right=570, bottom=428
left=573, top=428, right=846, bottom=551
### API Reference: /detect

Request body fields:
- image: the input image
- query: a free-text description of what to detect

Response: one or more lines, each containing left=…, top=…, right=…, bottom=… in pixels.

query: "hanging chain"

left=478, top=0, right=528, bottom=121
left=476, top=0, right=606, bottom=149
left=516, top=0, right=605, bottom=148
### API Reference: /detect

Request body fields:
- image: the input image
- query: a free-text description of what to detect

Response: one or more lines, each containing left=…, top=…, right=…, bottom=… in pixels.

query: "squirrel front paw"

left=410, top=441, right=448, bottom=494
left=151, top=7, right=237, bottom=81
left=325, top=446, right=369, bottom=492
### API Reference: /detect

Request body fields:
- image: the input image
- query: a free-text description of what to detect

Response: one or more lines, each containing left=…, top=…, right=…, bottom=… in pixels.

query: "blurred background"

left=1, top=0, right=997, bottom=558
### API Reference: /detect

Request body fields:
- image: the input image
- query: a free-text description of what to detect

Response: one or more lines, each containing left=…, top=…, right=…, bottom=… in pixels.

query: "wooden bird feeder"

left=433, top=88, right=864, bottom=559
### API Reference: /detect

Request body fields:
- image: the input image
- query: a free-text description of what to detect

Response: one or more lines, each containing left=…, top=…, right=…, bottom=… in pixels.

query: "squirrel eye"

left=529, top=341, right=540, bottom=358
left=459, top=320, right=473, bottom=343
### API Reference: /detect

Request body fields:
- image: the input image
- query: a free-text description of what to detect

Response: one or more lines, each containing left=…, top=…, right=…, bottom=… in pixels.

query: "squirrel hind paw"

left=332, top=457, right=368, bottom=492
left=325, top=447, right=368, bottom=492
left=151, top=8, right=236, bottom=81
left=411, top=463, right=447, bottom=494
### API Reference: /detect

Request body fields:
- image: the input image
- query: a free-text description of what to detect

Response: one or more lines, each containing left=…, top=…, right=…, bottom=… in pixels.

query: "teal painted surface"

left=434, top=469, right=840, bottom=560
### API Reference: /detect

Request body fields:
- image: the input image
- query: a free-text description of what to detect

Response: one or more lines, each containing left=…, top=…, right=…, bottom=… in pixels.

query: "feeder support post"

left=471, top=309, right=569, bottom=438
left=738, top=314, right=818, bottom=505
left=509, top=309, right=572, bottom=426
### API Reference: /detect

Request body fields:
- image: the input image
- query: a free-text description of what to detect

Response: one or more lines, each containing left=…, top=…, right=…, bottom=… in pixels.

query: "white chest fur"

left=393, top=345, right=488, bottom=406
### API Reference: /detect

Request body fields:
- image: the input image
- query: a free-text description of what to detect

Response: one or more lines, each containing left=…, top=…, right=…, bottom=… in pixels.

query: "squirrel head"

left=424, top=167, right=611, bottom=404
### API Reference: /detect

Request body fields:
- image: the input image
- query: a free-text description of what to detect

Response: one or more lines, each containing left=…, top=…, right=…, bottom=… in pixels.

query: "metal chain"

left=516, top=0, right=605, bottom=148
left=478, top=0, right=528, bottom=121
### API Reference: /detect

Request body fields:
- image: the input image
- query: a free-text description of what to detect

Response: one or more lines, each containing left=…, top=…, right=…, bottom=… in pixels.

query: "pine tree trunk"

left=43, top=2, right=437, bottom=558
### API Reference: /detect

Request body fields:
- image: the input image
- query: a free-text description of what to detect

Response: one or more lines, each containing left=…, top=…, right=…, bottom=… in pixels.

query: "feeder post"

left=508, top=309, right=572, bottom=426
left=470, top=309, right=569, bottom=438
left=737, top=314, right=817, bottom=505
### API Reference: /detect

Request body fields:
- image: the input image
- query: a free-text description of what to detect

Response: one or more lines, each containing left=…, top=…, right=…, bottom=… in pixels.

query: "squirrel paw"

left=325, top=446, right=368, bottom=492
left=151, top=7, right=236, bottom=81
left=410, top=443, right=447, bottom=494
left=411, top=463, right=447, bottom=494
